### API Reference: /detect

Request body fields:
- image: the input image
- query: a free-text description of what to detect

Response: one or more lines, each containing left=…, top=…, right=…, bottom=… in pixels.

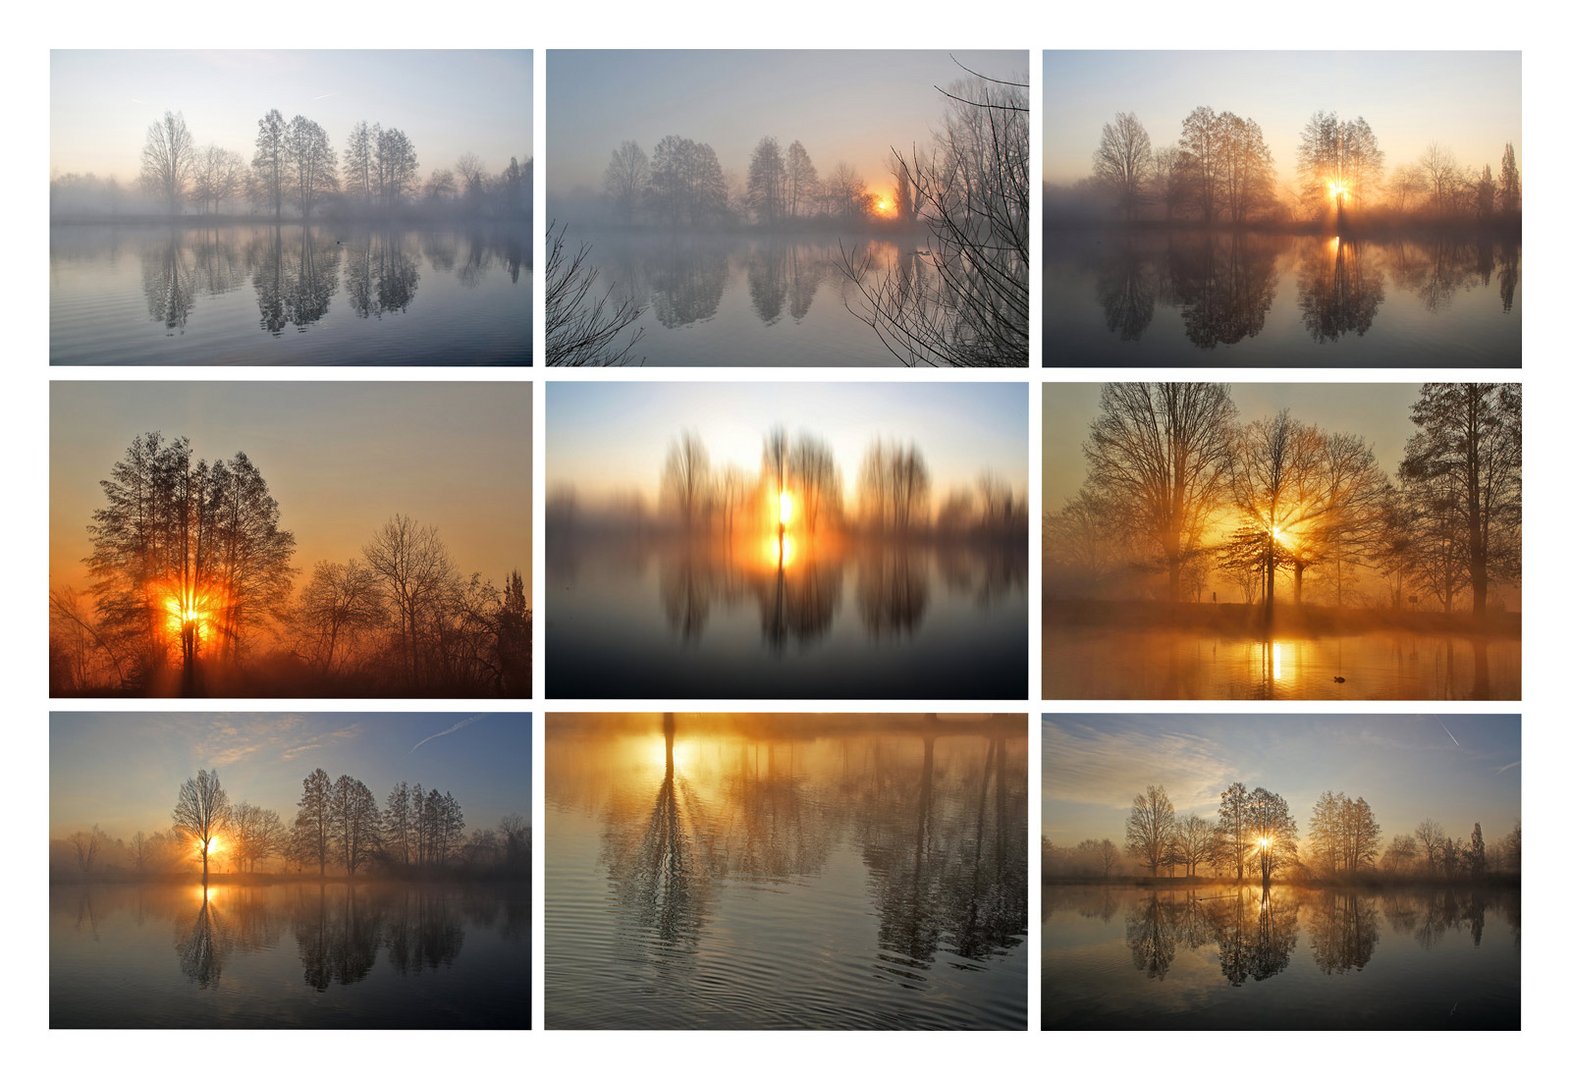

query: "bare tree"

left=545, top=221, right=644, bottom=366
left=296, top=559, right=384, bottom=676
left=285, top=115, right=338, bottom=218
left=785, top=140, right=819, bottom=221
left=252, top=109, right=288, bottom=219
left=661, top=431, right=712, bottom=529
left=747, top=136, right=787, bottom=226
left=603, top=140, right=648, bottom=224
left=294, top=767, right=333, bottom=876
left=1498, top=143, right=1521, bottom=216
left=1093, top=111, right=1152, bottom=222
left=1211, top=782, right=1251, bottom=880
left=1125, top=785, right=1175, bottom=877
left=1179, top=106, right=1224, bottom=224
left=70, top=826, right=108, bottom=876
left=1414, top=818, right=1446, bottom=874
left=1084, top=383, right=1238, bottom=601
left=141, top=111, right=196, bottom=214
left=173, top=769, right=231, bottom=882
left=330, top=774, right=382, bottom=877
left=1170, top=814, right=1213, bottom=878
left=1246, top=787, right=1297, bottom=889
left=362, top=514, right=457, bottom=689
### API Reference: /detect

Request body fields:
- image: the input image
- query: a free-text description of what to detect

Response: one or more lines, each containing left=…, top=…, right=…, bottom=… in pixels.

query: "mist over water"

left=51, top=223, right=531, bottom=365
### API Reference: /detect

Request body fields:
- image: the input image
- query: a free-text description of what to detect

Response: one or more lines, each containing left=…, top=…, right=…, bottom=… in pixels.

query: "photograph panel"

left=1041, top=713, right=1521, bottom=1030
left=546, top=381, right=1028, bottom=698
left=546, top=49, right=1027, bottom=367
left=50, top=711, right=532, bottom=1028
left=49, top=381, right=532, bottom=698
left=546, top=712, right=1026, bottom=1029
left=50, top=50, right=533, bottom=365
left=1042, top=381, right=1521, bottom=700
left=1041, top=51, right=1521, bottom=367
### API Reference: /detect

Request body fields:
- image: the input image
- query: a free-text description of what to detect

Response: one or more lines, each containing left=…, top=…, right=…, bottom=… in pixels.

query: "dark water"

left=558, top=230, right=938, bottom=366
left=546, top=714, right=1028, bottom=1029
left=1043, top=229, right=1520, bottom=366
left=51, top=223, right=531, bottom=364
left=1042, top=884, right=1519, bottom=1029
left=1042, top=625, right=1520, bottom=700
left=547, top=536, right=1028, bottom=698
left=51, top=880, right=529, bottom=1027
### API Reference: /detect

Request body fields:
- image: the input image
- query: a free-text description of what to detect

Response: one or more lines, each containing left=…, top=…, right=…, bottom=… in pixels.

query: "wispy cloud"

left=1043, top=719, right=1234, bottom=815
left=312, top=92, right=336, bottom=101
left=411, top=716, right=483, bottom=754
left=1495, top=760, right=1520, bottom=775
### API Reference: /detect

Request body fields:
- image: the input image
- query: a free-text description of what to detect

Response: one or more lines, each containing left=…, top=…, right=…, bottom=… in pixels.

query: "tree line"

left=51, top=108, right=531, bottom=221
left=547, top=426, right=1025, bottom=543
left=49, top=433, right=529, bottom=696
left=1073, top=105, right=1520, bottom=229
left=56, top=766, right=528, bottom=882
left=1044, top=782, right=1520, bottom=885
left=1044, top=382, right=1521, bottom=621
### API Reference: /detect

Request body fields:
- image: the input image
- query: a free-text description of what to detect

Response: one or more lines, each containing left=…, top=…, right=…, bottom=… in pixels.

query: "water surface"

left=1043, top=229, right=1520, bottom=366
left=51, top=223, right=531, bottom=364
left=546, top=714, right=1027, bottom=1029
left=1042, top=625, right=1519, bottom=700
left=560, top=229, right=941, bottom=366
left=548, top=536, right=1027, bottom=697
left=51, top=880, right=529, bottom=1027
left=1042, top=883, right=1518, bottom=1029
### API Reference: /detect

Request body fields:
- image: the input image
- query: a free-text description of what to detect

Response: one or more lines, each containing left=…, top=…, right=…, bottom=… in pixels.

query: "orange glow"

left=162, top=585, right=215, bottom=646
left=1327, top=180, right=1349, bottom=203
left=872, top=192, right=897, bottom=218
left=764, top=534, right=798, bottom=569
left=777, top=490, right=796, bottom=527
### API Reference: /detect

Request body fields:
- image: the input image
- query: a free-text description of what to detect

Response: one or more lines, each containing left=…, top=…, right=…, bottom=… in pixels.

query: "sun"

left=1327, top=180, right=1349, bottom=202
left=872, top=193, right=897, bottom=218
left=777, top=489, right=796, bottom=527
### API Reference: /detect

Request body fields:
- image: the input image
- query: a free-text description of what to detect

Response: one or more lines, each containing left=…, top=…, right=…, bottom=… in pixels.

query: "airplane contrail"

left=410, top=716, right=481, bottom=753
left=1439, top=721, right=1460, bottom=748
left=1496, top=761, right=1520, bottom=775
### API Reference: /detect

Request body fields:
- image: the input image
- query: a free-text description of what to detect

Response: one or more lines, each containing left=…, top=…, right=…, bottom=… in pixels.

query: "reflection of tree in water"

left=1308, top=891, right=1381, bottom=973
left=1168, top=231, right=1281, bottom=348
left=653, top=540, right=843, bottom=649
left=601, top=715, right=721, bottom=951
left=1297, top=236, right=1384, bottom=343
left=748, top=242, right=787, bottom=325
left=382, top=890, right=467, bottom=975
left=855, top=545, right=931, bottom=640
left=176, top=889, right=226, bottom=989
left=1210, top=888, right=1299, bottom=985
left=1385, top=234, right=1487, bottom=314
left=754, top=544, right=844, bottom=652
left=292, top=884, right=385, bottom=990
left=344, top=231, right=421, bottom=319
left=786, top=244, right=828, bottom=322
left=935, top=544, right=1028, bottom=610
left=721, top=740, right=838, bottom=881
left=657, top=543, right=722, bottom=642
left=1125, top=894, right=1176, bottom=980
left=1093, top=241, right=1157, bottom=341
left=191, top=228, right=246, bottom=296
left=249, top=227, right=343, bottom=334
left=857, top=728, right=1027, bottom=974
left=1498, top=244, right=1519, bottom=314
left=141, top=232, right=197, bottom=333
left=647, top=242, right=726, bottom=327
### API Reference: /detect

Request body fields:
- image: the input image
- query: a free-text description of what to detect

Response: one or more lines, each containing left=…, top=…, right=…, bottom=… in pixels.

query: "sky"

left=50, top=712, right=531, bottom=838
left=50, top=50, right=532, bottom=181
left=1043, top=51, right=1520, bottom=188
left=1043, top=382, right=1428, bottom=512
left=50, top=382, right=532, bottom=596
left=547, top=50, right=1025, bottom=196
left=547, top=381, right=1027, bottom=505
left=1042, top=714, right=1521, bottom=848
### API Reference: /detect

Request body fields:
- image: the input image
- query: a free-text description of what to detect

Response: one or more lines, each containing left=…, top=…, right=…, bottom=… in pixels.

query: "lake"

left=1043, top=229, right=1520, bottom=366
left=50, top=222, right=531, bottom=365
left=1042, top=625, right=1520, bottom=700
left=553, top=229, right=951, bottom=366
left=547, top=536, right=1028, bottom=698
left=1042, top=883, right=1519, bottom=1029
left=51, top=880, right=530, bottom=1027
left=545, top=714, right=1028, bottom=1029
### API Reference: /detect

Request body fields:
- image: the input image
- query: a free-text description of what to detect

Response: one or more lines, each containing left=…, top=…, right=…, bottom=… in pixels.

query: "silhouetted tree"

left=330, top=774, right=381, bottom=877
left=1246, top=787, right=1297, bottom=889
left=1093, top=111, right=1152, bottom=222
left=252, top=109, right=288, bottom=219
left=1084, top=382, right=1237, bottom=601
left=661, top=432, right=712, bottom=529
left=1498, top=143, right=1521, bottom=216
left=294, top=768, right=333, bottom=876
left=173, top=769, right=231, bottom=882
left=785, top=140, right=818, bottom=222
left=1398, top=384, right=1521, bottom=619
left=544, top=221, right=643, bottom=366
left=1211, top=782, right=1252, bottom=881
left=1125, top=785, right=1175, bottom=877
left=1179, top=106, right=1224, bottom=223
left=285, top=115, right=338, bottom=218
left=604, top=140, right=648, bottom=224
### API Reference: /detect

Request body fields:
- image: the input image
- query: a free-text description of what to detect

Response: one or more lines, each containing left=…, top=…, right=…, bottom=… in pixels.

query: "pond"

left=50, top=223, right=531, bottom=365
left=50, top=880, right=530, bottom=1027
left=1042, top=883, right=1519, bottom=1029
left=1042, top=229, right=1520, bottom=366
left=553, top=229, right=952, bottom=366
left=545, top=714, right=1028, bottom=1029
left=1041, top=624, right=1520, bottom=700
left=547, top=536, right=1028, bottom=698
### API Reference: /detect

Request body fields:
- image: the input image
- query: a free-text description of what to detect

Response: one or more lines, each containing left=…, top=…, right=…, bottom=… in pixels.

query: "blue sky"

left=1042, top=714, right=1520, bottom=848
left=51, top=712, right=532, bottom=838
left=51, top=50, right=532, bottom=180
